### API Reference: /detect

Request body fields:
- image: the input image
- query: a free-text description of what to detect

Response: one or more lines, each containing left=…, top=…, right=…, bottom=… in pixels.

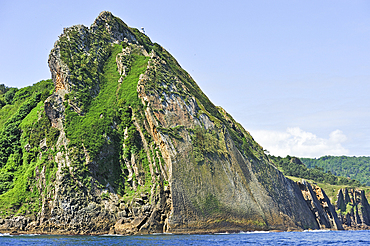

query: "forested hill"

left=301, top=156, right=370, bottom=186
left=269, top=155, right=363, bottom=187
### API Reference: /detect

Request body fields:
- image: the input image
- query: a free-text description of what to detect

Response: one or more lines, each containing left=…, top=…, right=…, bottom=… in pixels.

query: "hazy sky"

left=1, top=0, right=370, bottom=158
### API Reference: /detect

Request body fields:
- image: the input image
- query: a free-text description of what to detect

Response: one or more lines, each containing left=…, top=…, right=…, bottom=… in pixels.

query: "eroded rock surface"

left=336, top=188, right=370, bottom=229
left=297, top=180, right=343, bottom=230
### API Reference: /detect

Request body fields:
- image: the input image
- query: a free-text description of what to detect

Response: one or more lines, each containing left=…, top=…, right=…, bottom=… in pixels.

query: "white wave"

left=215, top=231, right=270, bottom=235
left=303, top=229, right=332, bottom=233
left=99, top=234, right=126, bottom=237
left=243, top=231, right=270, bottom=234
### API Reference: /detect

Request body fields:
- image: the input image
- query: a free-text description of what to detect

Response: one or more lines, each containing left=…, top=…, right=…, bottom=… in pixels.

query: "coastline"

left=0, top=226, right=365, bottom=236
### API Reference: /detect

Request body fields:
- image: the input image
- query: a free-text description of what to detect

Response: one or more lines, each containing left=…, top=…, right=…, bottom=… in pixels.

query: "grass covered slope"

left=62, top=42, right=152, bottom=196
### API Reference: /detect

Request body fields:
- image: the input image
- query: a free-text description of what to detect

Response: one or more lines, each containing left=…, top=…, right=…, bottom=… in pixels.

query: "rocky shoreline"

left=1, top=226, right=370, bottom=236
left=0, top=183, right=369, bottom=236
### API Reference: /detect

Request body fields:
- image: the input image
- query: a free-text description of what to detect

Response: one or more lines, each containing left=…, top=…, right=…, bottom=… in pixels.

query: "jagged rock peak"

left=57, top=11, right=136, bottom=46
left=98, top=10, right=115, bottom=19
left=92, top=10, right=120, bottom=29
left=91, top=11, right=136, bottom=44
left=95, top=11, right=123, bottom=25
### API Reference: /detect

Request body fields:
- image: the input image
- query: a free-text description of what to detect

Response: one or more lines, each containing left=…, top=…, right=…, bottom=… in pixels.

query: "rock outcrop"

left=0, top=11, right=345, bottom=235
left=297, top=180, right=343, bottom=230
left=336, top=188, right=370, bottom=229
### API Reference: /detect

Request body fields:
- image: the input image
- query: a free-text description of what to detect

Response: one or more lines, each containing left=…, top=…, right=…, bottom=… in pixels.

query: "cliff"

left=297, top=180, right=343, bottom=230
left=336, top=188, right=370, bottom=229
left=0, top=11, right=350, bottom=234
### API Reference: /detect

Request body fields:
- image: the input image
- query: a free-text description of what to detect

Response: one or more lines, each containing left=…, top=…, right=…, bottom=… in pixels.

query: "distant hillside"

left=301, top=156, right=370, bottom=186
left=269, top=155, right=363, bottom=187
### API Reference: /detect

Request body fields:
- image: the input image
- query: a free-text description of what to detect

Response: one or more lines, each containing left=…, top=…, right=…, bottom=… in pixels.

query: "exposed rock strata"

left=336, top=188, right=370, bottom=229
left=297, top=180, right=343, bottom=230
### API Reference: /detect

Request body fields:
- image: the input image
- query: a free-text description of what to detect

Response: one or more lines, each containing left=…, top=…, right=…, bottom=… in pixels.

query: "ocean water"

left=0, top=230, right=369, bottom=245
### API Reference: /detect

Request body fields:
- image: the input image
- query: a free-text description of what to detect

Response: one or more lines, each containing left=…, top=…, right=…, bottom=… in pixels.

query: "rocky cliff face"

left=297, top=180, right=343, bottom=230
left=336, top=188, right=370, bottom=229
left=0, top=11, right=345, bottom=234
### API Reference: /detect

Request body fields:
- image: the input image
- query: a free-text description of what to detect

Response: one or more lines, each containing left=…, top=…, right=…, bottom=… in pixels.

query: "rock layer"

left=336, top=188, right=370, bottom=229
left=297, top=180, right=343, bottom=230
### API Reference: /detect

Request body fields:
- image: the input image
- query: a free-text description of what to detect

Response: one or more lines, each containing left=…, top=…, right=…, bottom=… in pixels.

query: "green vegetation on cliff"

left=63, top=42, right=151, bottom=195
left=64, top=44, right=147, bottom=159
left=0, top=41, right=158, bottom=217
left=53, top=14, right=170, bottom=206
left=125, top=32, right=263, bottom=162
left=0, top=81, right=52, bottom=129
left=0, top=80, right=55, bottom=215
left=58, top=25, right=110, bottom=113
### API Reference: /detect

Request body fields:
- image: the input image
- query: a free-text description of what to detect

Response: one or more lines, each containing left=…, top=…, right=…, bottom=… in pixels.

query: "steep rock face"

left=135, top=42, right=320, bottom=232
left=0, top=11, right=322, bottom=234
left=297, top=181, right=343, bottom=230
left=336, top=188, right=370, bottom=229
left=42, top=12, right=172, bottom=235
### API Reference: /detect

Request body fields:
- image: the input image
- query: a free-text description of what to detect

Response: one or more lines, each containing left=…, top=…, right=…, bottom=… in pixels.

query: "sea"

left=0, top=230, right=369, bottom=245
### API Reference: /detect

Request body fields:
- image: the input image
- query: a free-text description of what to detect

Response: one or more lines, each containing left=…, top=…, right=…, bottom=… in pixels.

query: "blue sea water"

left=0, top=230, right=369, bottom=245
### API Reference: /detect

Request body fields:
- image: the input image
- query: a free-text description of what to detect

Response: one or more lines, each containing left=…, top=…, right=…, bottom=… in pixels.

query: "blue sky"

left=1, top=0, right=370, bottom=157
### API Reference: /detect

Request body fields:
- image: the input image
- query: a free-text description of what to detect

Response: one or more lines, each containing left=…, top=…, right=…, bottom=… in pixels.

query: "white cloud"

left=249, top=127, right=349, bottom=158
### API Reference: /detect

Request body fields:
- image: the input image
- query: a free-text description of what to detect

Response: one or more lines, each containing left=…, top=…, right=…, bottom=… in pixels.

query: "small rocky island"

left=0, top=11, right=369, bottom=235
